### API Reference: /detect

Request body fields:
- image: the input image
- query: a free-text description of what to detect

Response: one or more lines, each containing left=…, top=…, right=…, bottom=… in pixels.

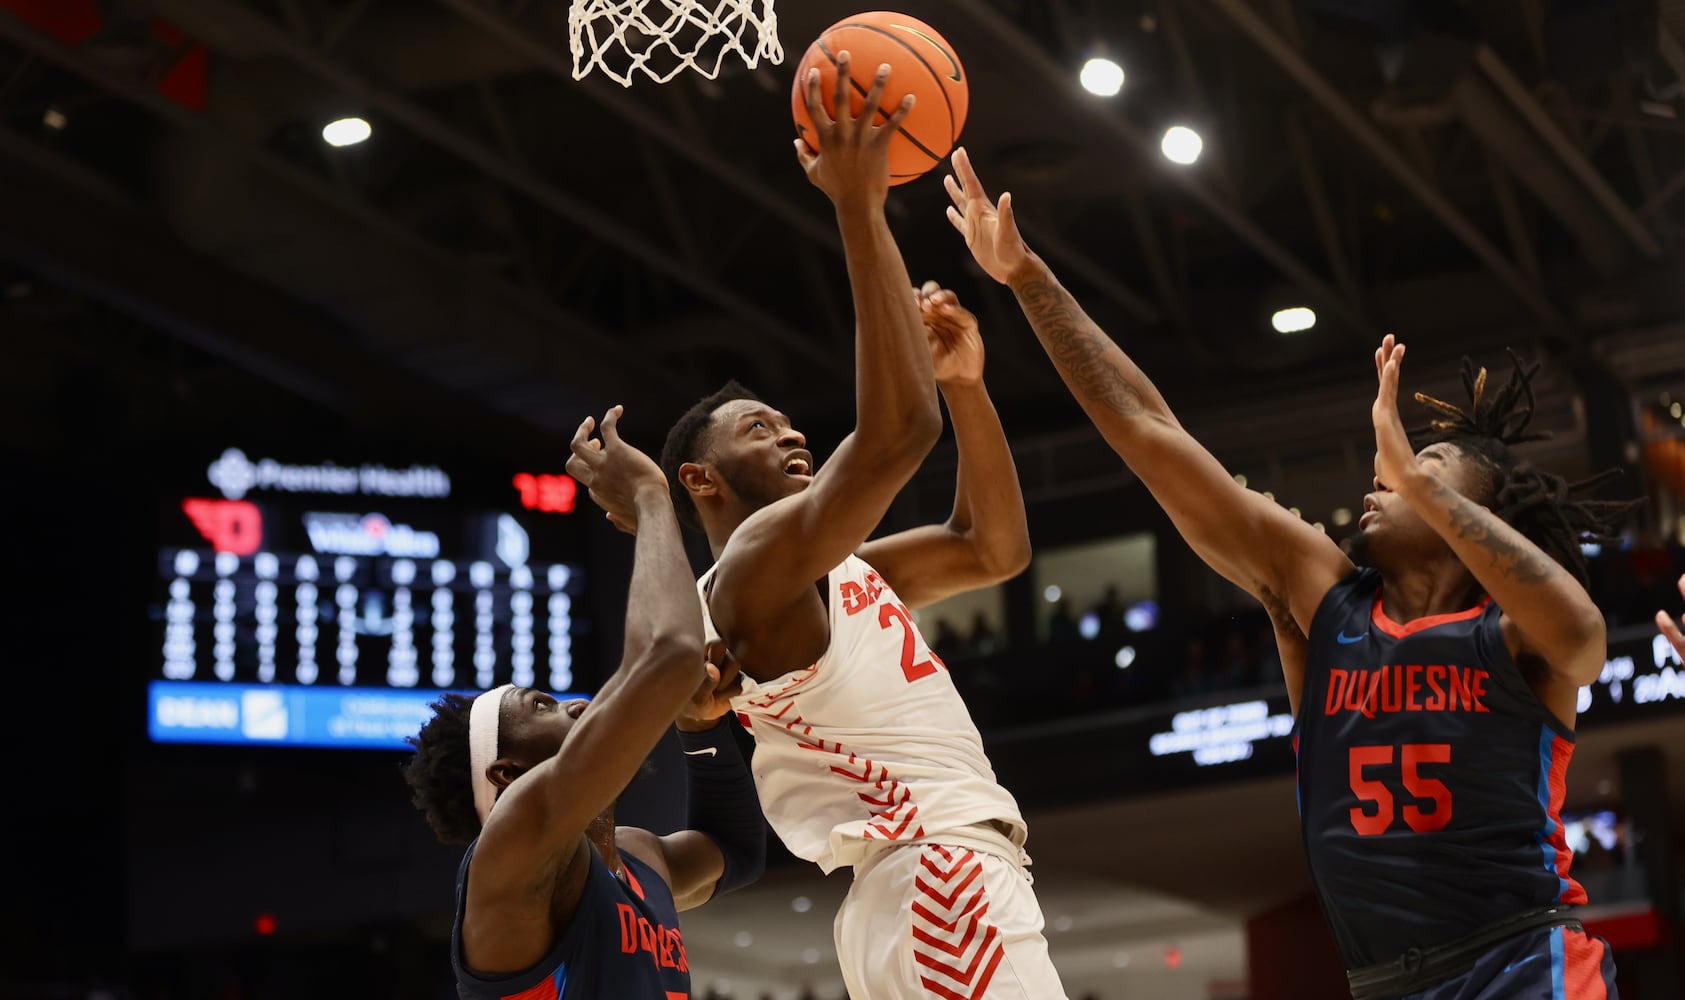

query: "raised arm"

left=1372, top=338, right=1606, bottom=692
left=468, top=409, right=705, bottom=937
left=709, top=58, right=942, bottom=669
left=858, top=282, right=1032, bottom=609
left=944, top=149, right=1349, bottom=703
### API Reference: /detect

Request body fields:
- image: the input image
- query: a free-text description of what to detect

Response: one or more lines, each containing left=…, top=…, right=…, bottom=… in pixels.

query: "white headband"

left=468, top=684, right=515, bottom=826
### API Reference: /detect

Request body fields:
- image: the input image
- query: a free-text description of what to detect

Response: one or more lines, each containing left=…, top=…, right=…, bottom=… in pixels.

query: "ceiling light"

left=1233, top=473, right=1248, bottom=488
left=1671, top=402, right=1682, bottom=419
left=42, top=108, right=66, bottom=131
left=791, top=896, right=812, bottom=913
left=733, top=931, right=753, bottom=948
left=1079, top=57, right=1125, bottom=97
left=1330, top=507, right=1353, bottom=526
left=1043, top=585, right=1063, bottom=603
left=1161, top=125, right=1203, bottom=165
left=1272, top=306, right=1316, bottom=333
left=802, top=948, right=821, bottom=965
left=322, top=116, right=371, bottom=147
left=1115, top=646, right=1137, bottom=669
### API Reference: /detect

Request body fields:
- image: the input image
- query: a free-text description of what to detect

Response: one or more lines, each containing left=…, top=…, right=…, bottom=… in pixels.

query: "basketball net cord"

left=569, top=0, right=784, bottom=87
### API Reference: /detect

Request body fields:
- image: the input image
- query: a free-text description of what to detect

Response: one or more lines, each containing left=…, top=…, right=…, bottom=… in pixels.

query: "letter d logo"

left=182, top=498, right=263, bottom=555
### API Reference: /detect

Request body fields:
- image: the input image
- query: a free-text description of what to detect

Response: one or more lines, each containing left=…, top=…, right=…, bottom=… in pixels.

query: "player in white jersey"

left=653, top=59, right=1068, bottom=1000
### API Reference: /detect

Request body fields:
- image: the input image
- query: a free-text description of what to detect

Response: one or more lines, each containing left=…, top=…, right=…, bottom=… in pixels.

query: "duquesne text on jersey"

left=1324, top=664, right=1492, bottom=718
left=615, top=903, right=688, bottom=975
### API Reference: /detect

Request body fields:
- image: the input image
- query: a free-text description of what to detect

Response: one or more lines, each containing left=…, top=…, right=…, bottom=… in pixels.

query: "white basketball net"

left=569, top=0, right=783, bottom=87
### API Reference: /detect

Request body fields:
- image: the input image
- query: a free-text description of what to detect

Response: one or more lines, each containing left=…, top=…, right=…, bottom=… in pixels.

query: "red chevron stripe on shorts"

left=912, top=847, right=1005, bottom=1000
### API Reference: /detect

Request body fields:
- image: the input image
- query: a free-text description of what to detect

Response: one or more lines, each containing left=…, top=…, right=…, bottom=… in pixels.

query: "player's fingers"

left=600, top=404, right=625, bottom=445
left=953, top=146, right=990, bottom=201
left=944, top=173, right=966, bottom=211
left=794, top=138, right=818, bottom=171
left=998, top=192, right=1019, bottom=238
left=921, top=279, right=942, bottom=299
left=803, top=67, right=830, bottom=127
left=1658, top=610, right=1685, bottom=657
left=944, top=204, right=968, bottom=237
left=881, top=92, right=915, bottom=131
left=570, top=415, right=596, bottom=452
left=833, top=52, right=855, bottom=124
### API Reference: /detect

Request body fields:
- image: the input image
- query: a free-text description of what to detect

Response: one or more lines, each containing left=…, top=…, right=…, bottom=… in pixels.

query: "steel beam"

left=1474, top=46, right=1661, bottom=259
left=961, top=0, right=1376, bottom=339
left=436, top=0, right=1162, bottom=325
left=1204, top=0, right=1567, bottom=334
left=148, top=0, right=837, bottom=367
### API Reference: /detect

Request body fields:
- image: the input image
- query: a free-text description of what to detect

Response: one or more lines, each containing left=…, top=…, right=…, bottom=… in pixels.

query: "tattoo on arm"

left=1430, top=481, right=1557, bottom=584
left=1015, top=278, right=1145, bottom=418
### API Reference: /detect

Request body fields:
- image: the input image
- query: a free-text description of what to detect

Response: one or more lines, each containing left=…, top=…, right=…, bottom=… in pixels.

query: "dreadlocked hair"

left=402, top=693, right=484, bottom=845
left=1411, top=350, right=1635, bottom=589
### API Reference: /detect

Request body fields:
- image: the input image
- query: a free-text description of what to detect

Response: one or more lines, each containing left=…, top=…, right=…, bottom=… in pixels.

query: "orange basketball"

left=791, top=11, right=969, bottom=186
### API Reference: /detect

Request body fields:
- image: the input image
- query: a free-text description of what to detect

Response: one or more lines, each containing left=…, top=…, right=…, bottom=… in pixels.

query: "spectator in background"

left=968, top=611, right=1001, bottom=656
left=1213, top=632, right=1252, bottom=692
left=1170, top=636, right=1210, bottom=699
left=1091, top=584, right=1126, bottom=641
left=931, top=617, right=964, bottom=661
left=1048, top=599, right=1080, bottom=643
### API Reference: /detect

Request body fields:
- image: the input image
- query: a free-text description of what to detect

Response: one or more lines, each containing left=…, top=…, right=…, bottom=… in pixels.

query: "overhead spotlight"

left=1233, top=473, right=1248, bottom=488
left=322, top=116, right=372, bottom=147
left=1043, top=585, right=1063, bottom=603
left=1330, top=507, right=1353, bottom=527
left=42, top=108, right=67, bottom=131
left=1114, top=646, right=1137, bottom=669
left=1671, top=402, right=1682, bottom=419
left=1272, top=306, right=1316, bottom=333
left=1080, top=56, right=1125, bottom=97
left=1161, top=125, right=1203, bottom=165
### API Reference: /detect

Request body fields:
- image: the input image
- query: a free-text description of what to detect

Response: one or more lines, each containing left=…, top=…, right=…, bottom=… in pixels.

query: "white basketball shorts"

left=833, top=841, right=1069, bottom=1000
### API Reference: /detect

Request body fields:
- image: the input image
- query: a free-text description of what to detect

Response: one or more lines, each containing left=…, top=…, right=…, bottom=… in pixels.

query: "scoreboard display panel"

left=149, top=445, right=591, bottom=749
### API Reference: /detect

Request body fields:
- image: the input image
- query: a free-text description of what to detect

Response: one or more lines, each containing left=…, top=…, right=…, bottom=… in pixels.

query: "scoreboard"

left=149, top=445, right=590, bottom=749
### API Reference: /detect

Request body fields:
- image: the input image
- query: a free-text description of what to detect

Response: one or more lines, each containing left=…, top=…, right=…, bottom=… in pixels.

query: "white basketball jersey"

left=700, top=554, right=1026, bottom=873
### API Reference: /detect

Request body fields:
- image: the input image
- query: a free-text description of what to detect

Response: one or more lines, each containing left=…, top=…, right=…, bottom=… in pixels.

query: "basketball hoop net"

left=569, top=0, right=783, bottom=87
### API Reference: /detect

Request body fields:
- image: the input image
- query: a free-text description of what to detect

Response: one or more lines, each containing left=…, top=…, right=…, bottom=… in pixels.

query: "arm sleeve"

left=677, top=720, right=766, bottom=897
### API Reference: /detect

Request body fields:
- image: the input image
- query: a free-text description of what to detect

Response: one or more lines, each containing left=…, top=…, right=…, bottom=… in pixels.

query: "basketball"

left=791, top=11, right=969, bottom=186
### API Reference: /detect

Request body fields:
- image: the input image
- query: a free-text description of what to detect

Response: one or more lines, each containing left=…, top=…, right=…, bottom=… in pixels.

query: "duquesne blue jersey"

left=451, top=841, right=689, bottom=1000
left=1295, top=568, right=1586, bottom=970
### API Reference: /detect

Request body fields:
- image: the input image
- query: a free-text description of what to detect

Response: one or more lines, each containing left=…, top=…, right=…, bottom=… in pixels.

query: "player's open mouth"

left=783, top=453, right=813, bottom=478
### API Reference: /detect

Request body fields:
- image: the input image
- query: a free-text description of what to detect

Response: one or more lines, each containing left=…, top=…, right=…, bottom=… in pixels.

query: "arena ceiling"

left=3, top=0, right=1685, bottom=495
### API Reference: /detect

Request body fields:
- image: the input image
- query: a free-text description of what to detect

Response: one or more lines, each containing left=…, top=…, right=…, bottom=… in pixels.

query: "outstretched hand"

left=1372, top=335, right=1424, bottom=495
left=1659, top=574, right=1685, bottom=662
left=918, top=280, right=984, bottom=387
left=943, top=147, right=1037, bottom=284
left=794, top=52, right=913, bottom=207
left=565, top=405, right=667, bottom=535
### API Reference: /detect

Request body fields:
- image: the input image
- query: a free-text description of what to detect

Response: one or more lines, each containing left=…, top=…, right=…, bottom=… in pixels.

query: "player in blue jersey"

left=946, top=150, right=1632, bottom=998
left=402, top=406, right=765, bottom=1000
